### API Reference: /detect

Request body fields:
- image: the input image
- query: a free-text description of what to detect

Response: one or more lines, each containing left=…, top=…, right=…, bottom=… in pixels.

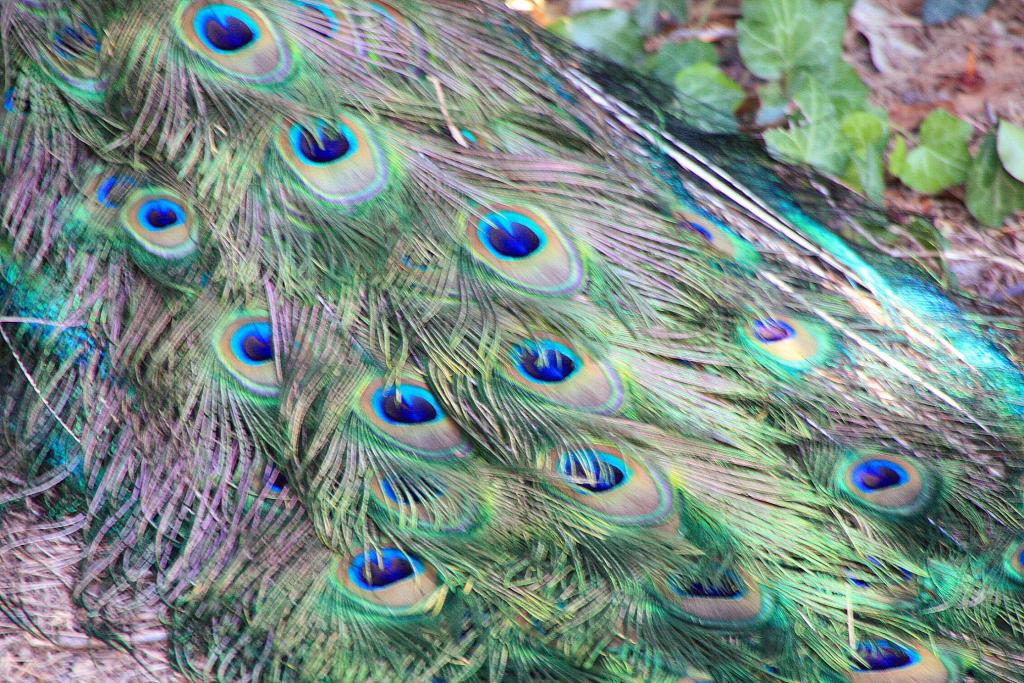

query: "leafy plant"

left=547, top=0, right=1021, bottom=227
left=736, top=0, right=847, bottom=81
left=548, top=9, right=644, bottom=65
left=645, top=40, right=718, bottom=84
left=888, top=110, right=972, bottom=195
left=966, top=133, right=1024, bottom=227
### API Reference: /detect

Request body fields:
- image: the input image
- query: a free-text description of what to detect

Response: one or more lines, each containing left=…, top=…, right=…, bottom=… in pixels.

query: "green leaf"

left=767, top=124, right=848, bottom=175
left=889, top=110, right=972, bottom=194
left=633, top=0, right=688, bottom=35
left=842, top=110, right=889, bottom=202
left=921, top=0, right=994, bottom=25
left=644, top=41, right=719, bottom=84
left=842, top=110, right=888, bottom=150
left=673, top=62, right=746, bottom=115
left=549, top=10, right=644, bottom=65
left=764, top=79, right=851, bottom=176
left=966, top=133, right=1024, bottom=227
left=920, top=108, right=973, bottom=148
left=737, top=0, right=847, bottom=80
left=888, top=136, right=908, bottom=176
left=790, top=61, right=870, bottom=117
left=791, top=78, right=837, bottom=123
left=996, top=120, right=1024, bottom=184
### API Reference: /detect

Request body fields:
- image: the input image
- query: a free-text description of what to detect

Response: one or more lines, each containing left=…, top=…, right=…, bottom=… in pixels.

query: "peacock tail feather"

left=1, top=1, right=1023, bottom=681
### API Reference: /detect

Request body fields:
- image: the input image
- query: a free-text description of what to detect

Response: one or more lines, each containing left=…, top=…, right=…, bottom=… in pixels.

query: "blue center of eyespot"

left=514, top=342, right=579, bottom=383
left=375, top=385, right=442, bottom=425
left=402, top=255, right=431, bottom=272
left=3, top=88, right=15, bottom=113
left=559, top=449, right=629, bottom=494
left=96, top=175, right=137, bottom=209
left=852, top=641, right=918, bottom=671
left=290, top=122, right=358, bottom=164
left=485, top=220, right=540, bottom=257
left=753, top=319, right=795, bottom=343
left=266, top=468, right=287, bottom=493
left=674, top=570, right=745, bottom=599
left=684, top=221, right=713, bottom=242
left=852, top=459, right=908, bottom=493
left=381, top=476, right=445, bottom=505
left=196, top=6, right=259, bottom=52
left=846, top=556, right=913, bottom=587
left=53, top=23, right=100, bottom=60
left=478, top=210, right=547, bottom=260
left=230, top=322, right=274, bottom=364
left=349, top=548, right=423, bottom=590
left=138, top=199, right=185, bottom=231
left=298, top=125, right=351, bottom=162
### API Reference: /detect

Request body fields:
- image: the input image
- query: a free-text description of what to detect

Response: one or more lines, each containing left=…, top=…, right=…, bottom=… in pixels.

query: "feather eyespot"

left=837, top=452, right=937, bottom=519
left=288, top=0, right=355, bottom=42
left=1003, top=540, right=1024, bottom=587
left=466, top=205, right=583, bottom=295
left=96, top=175, right=137, bottom=209
left=560, top=449, right=627, bottom=493
left=337, top=548, right=442, bottom=615
left=358, top=378, right=468, bottom=459
left=265, top=467, right=288, bottom=493
left=515, top=341, right=578, bottom=384
left=506, top=337, right=623, bottom=414
left=120, top=188, right=198, bottom=259
left=293, top=1, right=338, bottom=35
left=214, top=312, right=279, bottom=398
left=739, top=314, right=833, bottom=371
left=549, top=445, right=674, bottom=526
left=177, top=1, right=292, bottom=83
left=846, top=640, right=950, bottom=682
left=753, top=319, right=795, bottom=343
left=655, top=568, right=774, bottom=629
left=844, top=556, right=916, bottom=604
left=276, top=116, right=389, bottom=205
left=45, top=22, right=106, bottom=96
left=675, top=209, right=758, bottom=264
left=375, top=386, right=441, bottom=425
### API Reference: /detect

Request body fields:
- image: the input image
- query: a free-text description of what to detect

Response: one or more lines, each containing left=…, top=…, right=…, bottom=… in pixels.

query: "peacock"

left=1, top=1, right=1023, bottom=681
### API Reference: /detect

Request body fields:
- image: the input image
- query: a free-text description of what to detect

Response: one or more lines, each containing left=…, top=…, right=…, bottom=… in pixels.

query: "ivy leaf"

left=765, top=80, right=849, bottom=175
left=966, top=133, right=1024, bottom=227
left=889, top=136, right=908, bottom=177
left=548, top=10, right=644, bottom=65
left=842, top=110, right=888, bottom=150
left=996, top=120, right=1024, bottom=184
left=737, top=0, right=847, bottom=80
left=633, top=0, right=688, bottom=35
left=921, top=0, right=994, bottom=25
left=842, top=109, right=889, bottom=202
left=644, top=40, right=719, bottom=84
left=888, top=110, right=972, bottom=194
left=790, top=61, right=870, bottom=118
left=673, top=62, right=746, bottom=114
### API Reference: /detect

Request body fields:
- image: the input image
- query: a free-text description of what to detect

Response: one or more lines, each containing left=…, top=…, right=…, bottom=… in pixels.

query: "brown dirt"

left=0, top=505, right=185, bottom=683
